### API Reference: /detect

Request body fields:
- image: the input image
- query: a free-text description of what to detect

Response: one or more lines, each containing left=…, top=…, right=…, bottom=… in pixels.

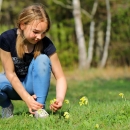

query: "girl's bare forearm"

left=56, top=77, right=67, bottom=102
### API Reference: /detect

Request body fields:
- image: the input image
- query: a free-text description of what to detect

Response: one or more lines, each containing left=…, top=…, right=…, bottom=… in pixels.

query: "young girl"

left=0, top=3, right=67, bottom=118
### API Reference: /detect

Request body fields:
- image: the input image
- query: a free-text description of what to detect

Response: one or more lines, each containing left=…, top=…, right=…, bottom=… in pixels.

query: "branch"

left=66, top=0, right=71, bottom=5
left=91, top=0, right=98, bottom=18
left=53, top=0, right=91, bottom=18
left=81, top=9, right=91, bottom=19
left=53, top=0, right=72, bottom=9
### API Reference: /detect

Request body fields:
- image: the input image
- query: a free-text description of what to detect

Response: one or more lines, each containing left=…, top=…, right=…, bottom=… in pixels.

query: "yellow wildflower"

left=80, top=96, right=87, bottom=102
left=79, top=96, right=88, bottom=106
left=64, top=112, right=69, bottom=116
left=65, top=114, right=69, bottom=119
left=95, top=124, right=99, bottom=129
left=79, top=101, right=84, bottom=106
left=64, top=99, right=70, bottom=104
left=119, top=93, right=124, bottom=98
left=50, top=98, right=56, bottom=104
left=84, top=100, right=88, bottom=105
left=64, top=112, right=70, bottom=119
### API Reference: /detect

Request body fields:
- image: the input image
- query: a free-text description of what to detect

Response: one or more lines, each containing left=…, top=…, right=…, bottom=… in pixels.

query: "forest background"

left=0, top=0, right=130, bottom=71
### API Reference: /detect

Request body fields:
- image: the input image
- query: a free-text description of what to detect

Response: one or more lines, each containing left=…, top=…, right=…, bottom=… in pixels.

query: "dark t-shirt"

left=0, top=28, right=56, bottom=78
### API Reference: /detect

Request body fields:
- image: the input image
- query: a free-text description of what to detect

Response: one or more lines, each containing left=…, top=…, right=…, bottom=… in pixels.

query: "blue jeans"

left=0, top=54, right=51, bottom=108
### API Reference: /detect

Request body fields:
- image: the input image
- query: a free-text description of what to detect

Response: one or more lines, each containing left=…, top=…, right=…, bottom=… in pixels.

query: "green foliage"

left=0, top=78, right=130, bottom=129
left=109, top=42, right=130, bottom=66
left=111, top=7, right=130, bottom=42
left=0, top=25, right=10, bottom=34
left=49, top=22, right=78, bottom=69
left=109, top=2, right=130, bottom=66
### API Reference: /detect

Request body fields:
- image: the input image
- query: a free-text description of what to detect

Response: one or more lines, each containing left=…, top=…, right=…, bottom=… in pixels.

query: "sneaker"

left=2, top=103, right=14, bottom=118
left=34, top=109, right=49, bottom=118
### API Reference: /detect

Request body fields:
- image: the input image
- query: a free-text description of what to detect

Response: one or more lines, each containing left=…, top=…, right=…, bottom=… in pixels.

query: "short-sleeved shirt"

left=0, top=28, right=56, bottom=78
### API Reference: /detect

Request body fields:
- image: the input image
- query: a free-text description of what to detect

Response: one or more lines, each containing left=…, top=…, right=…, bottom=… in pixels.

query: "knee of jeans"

left=0, top=84, right=12, bottom=92
left=33, top=54, right=51, bottom=75
left=36, top=54, right=50, bottom=63
left=0, top=91, right=8, bottom=102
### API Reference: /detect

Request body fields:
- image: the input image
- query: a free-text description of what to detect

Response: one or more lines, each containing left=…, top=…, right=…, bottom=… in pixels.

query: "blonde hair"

left=16, top=3, right=50, bottom=59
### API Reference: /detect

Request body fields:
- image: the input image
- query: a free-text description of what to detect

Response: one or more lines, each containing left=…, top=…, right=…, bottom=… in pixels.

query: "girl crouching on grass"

left=0, top=3, right=67, bottom=118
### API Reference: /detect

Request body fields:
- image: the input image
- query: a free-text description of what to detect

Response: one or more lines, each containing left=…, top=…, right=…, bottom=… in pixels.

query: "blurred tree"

left=86, top=0, right=98, bottom=69
left=99, top=0, right=111, bottom=68
left=72, top=0, right=87, bottom=69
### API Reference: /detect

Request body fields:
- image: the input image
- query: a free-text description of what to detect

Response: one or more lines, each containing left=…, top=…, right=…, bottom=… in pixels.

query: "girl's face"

left=20, top=20, right=48, bottom=44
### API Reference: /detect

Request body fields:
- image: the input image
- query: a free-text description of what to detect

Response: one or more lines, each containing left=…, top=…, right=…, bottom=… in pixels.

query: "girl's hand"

left=25, top=95, right=43, bottom=114
left=50, top=99, right=63, bottom=112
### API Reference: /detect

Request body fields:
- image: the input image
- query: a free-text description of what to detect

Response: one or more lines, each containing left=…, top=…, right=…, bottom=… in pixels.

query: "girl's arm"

left=0, top=49, right=43, bottom=113
left=49, top=52, right=67, bottom=111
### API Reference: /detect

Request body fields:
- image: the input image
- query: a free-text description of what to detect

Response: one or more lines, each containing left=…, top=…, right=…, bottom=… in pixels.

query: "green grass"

left=0, top=78, right=130, bottom=130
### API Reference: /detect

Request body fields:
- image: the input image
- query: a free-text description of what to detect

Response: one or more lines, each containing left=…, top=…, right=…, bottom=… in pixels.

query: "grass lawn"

left=0, top=75, right=130, bottom=130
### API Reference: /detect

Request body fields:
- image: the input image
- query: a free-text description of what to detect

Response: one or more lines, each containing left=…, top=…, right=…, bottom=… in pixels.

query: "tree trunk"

left=99, top=0, right=111, bottom=68
left=72, top=0, right=87, bottom=69
left=86, top=0, right=98, bottom=69
left=87, top=21, right=95, bottom=68
left=96, top=23, right=104, bottom=65
left=0, top=0, right=3, bottom=21
left=96, top=30, right=104, bottom=61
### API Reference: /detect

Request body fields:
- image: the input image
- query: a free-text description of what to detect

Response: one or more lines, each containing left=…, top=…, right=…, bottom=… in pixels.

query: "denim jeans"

left=0, top=54, right=51, bottom=108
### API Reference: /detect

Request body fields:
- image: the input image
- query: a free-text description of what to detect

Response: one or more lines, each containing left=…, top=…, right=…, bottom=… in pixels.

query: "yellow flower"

left=79, top=96, right=88, bottom=106
left=50, top=98, right=56, bottom=104
left=65, top=114, right=69, bottom=119
left=64, top=112, right=70, bottom=119
left=84, top=100, right=88, bottom=105
left=64, top=99, right=70, bottom=104
left=80, top=96, right=86, bottom=102
left=119, top=93, right=124, bottom=98
left=64, top=112, right=69, bottom=116
left=95, top=124, right=99, bottom=129
left=79, top=101, right=84, bottom=106
left=50, top=100, right=53, bottom=104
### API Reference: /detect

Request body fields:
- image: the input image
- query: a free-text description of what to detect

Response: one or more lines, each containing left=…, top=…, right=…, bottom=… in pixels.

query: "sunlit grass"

left=0, top=78, right=130, bottom=130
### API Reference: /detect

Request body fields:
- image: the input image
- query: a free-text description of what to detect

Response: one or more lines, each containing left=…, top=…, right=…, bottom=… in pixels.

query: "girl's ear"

left=20, top=23, right=25, bottom=30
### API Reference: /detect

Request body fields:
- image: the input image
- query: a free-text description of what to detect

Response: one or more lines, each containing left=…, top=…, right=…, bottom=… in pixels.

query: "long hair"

left=16, top=3, right=51, bottom=59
